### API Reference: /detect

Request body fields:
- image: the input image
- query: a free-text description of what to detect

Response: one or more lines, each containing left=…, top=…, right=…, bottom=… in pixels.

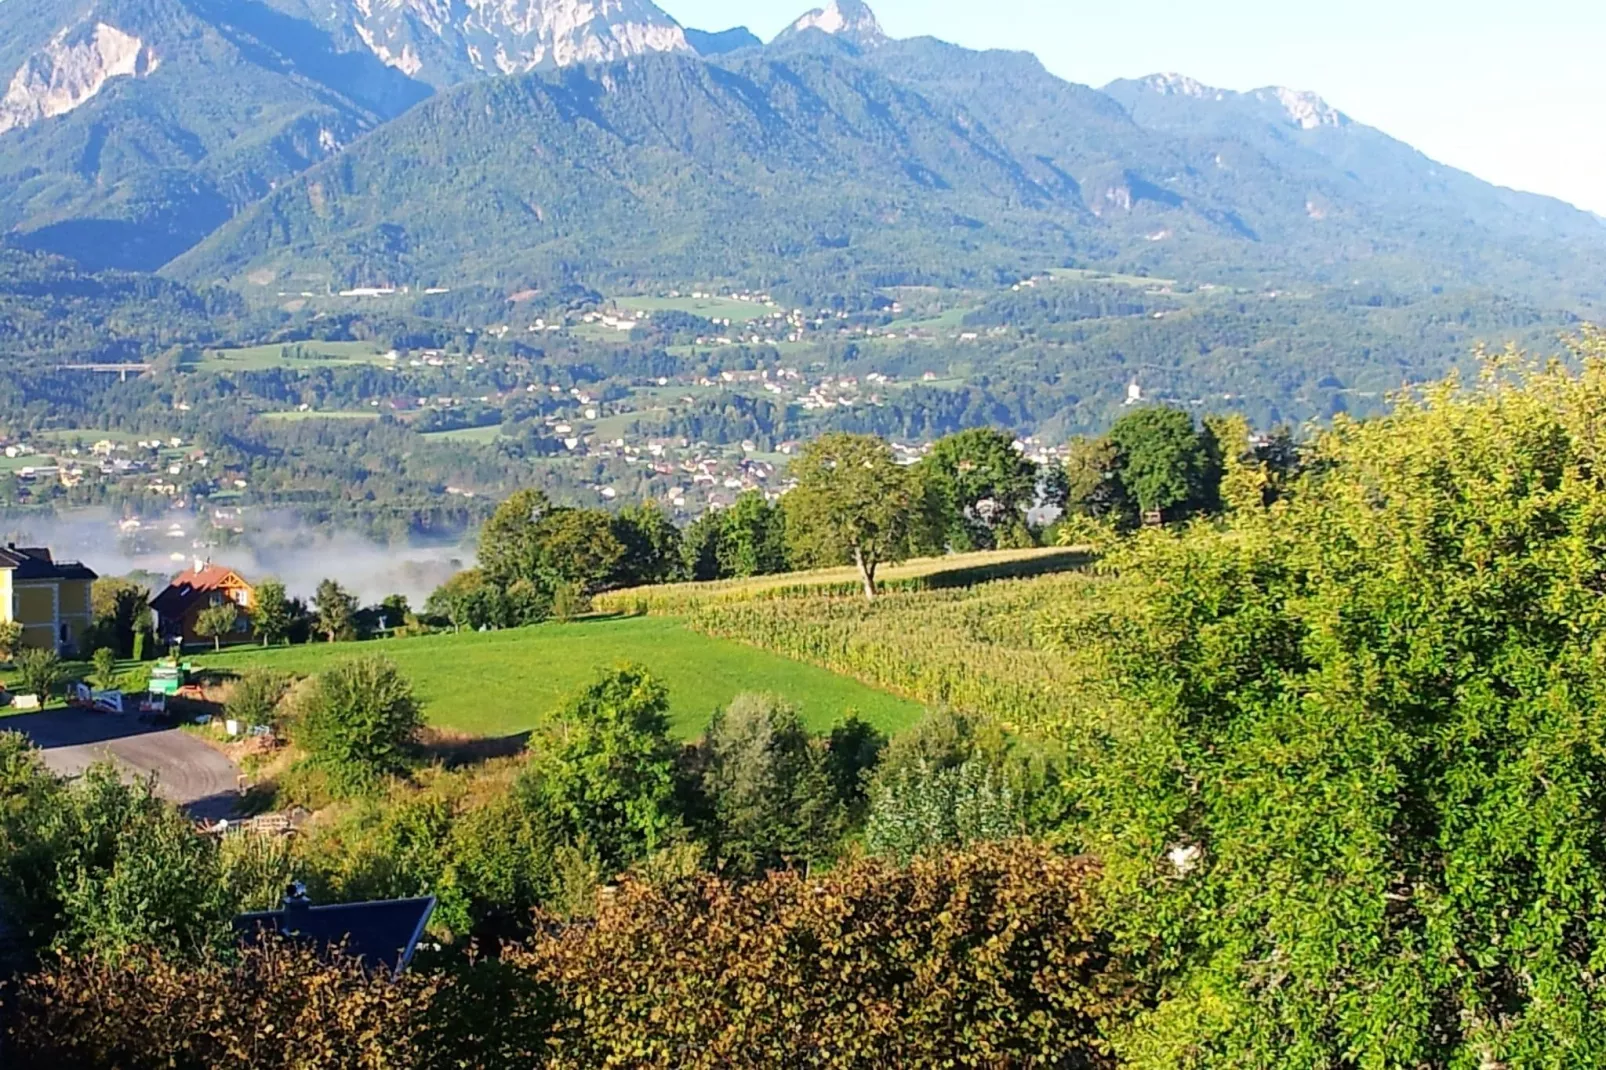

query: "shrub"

left=549, top=581, right=589, bottom=623
left=0, top=941, right=545, bottom=1069
left=90, top=648, right=118, bottom=690
left=0, top=740, right=231, bottom=959
left=225, top=670, right=294, bottom=733
left=0, top=619, right=22, bottom=662
left=696, top=693, right=844, bottom=875
left=13, top=647, right=62, bottom=702
left=512, top=841, right=1131, bottom=1068
left=294, top=658, right=422, bottom=794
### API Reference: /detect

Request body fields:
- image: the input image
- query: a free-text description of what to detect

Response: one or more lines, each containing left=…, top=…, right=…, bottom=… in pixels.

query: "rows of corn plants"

left=593, top=548, right=1090, bottom=617
left=687, top=572, right=1114, bottom=736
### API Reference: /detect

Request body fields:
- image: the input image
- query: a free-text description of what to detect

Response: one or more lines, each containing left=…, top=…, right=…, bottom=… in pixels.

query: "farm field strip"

left=197, top=616, right=922, bottom=740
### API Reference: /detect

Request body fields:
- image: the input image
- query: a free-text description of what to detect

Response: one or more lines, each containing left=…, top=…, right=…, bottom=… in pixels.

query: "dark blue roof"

left=234, top=896, right=435, bottom=975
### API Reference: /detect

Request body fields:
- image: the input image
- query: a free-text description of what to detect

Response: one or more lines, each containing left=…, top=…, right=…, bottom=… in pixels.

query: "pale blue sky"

left=667, top=0, right=1606, bottom=215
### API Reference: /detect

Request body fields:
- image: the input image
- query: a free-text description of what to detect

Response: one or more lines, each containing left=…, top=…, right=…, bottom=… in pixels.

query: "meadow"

left=615, top=294, right=779, bottom=324
left=197, top=616, right=922, bottom=740
left=190, top=341, right=391, bottom=372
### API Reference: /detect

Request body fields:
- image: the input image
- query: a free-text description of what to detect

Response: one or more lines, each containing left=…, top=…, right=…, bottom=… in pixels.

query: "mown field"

left=190, top=341, right=391, bottom=372
left=196, top=616, right=922, bottom=740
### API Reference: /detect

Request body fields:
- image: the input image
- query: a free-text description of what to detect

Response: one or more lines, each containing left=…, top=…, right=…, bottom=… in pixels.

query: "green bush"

left=293, top=657, right=423, bottom=794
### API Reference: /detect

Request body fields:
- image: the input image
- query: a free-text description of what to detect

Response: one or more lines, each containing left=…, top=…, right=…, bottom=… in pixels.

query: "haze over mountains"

left=0, top=0, right=1601, bottom=308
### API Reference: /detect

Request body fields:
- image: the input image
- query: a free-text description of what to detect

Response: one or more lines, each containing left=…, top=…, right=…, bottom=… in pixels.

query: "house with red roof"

left=150, top=559, right=256, bottom=649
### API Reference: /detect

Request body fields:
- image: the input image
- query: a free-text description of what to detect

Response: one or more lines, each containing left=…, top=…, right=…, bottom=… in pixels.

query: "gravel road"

left=3, top=709, right=242, bottom=821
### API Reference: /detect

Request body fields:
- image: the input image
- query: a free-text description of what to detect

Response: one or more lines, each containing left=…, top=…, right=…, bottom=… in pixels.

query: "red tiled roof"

left=150, top=564, right=251, bottom=617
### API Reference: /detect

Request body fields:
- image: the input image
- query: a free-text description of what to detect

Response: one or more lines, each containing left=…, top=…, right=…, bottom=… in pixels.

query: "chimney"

left=193, top=556, right=207, bottom=575
left=281, top=881, right=312, bottom=934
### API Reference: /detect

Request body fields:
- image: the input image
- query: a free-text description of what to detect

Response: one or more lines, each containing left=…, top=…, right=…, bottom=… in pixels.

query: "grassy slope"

left=197, top=616, right=921, bottom=740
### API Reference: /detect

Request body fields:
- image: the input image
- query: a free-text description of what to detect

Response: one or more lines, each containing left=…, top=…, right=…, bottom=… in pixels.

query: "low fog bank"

left=0, top=510, right=471, bottom=606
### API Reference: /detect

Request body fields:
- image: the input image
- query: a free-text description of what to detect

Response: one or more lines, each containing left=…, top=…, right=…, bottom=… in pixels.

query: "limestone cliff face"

left=0, top=22, right=160, bottom=137
left=778, top=0, right=887, bottom=49
left=339, top=0, right=690, bottom=84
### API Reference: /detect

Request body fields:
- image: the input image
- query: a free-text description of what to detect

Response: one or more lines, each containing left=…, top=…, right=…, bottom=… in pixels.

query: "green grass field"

left=196, top=617, right=922, bottom=740
left=616, top=294, right=779, bottom=324
left=258, top=410, right=382, bottom=423
left=420, top=425, right=504, bottom=444
left=0, top=454, right=56, bottom=472
left=191, top=341, right=392, bottom=372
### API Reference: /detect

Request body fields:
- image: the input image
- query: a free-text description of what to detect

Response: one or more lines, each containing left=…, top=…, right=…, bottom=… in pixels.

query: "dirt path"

left=3, top=709, right=243, bottom=821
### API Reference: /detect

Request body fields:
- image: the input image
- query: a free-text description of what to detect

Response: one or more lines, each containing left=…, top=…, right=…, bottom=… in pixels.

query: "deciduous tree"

left=784, top=433, right=943, bottom=600
left=252, top=580, right=293, bottom=647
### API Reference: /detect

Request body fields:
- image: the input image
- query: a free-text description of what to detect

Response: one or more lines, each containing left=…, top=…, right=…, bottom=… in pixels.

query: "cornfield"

left=687, top=572, right=1115, bottom=736
left=594, top=547, right=1091, bottom=617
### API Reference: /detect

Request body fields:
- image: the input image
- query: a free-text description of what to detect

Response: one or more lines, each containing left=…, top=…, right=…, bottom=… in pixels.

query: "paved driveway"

left=3, top=710, right=242, bottom=821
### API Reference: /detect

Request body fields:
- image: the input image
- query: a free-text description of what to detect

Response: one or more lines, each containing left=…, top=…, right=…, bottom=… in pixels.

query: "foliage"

left=252, top=579, right=294, bottom=647
left=534, top=509, right=626, bottom=592
left=610, top=502, right=685, bottom=588
left=194, top=602, right=240, bottom=651
left=294, top=657, right=423, bottom=793
left=477, top=488, right=555, bottom=587
left=1, top=941, right=544, bottom=1069
left=715, top=492, right=790, bottom=579
left=512, top=841, right=1131, bottom=1069
left=0, top=736, right=231, bottom=959
left=0, top=619, right=21, bottom=662
left=1062, top=345, right=1606, bottom=1065
left=920, top=427, right=1040, bottom=550
left=425, top=567, right=549, bottom=632
left=548, top=581, right=589, bottom=623
left=783, top=433, right=946, bottom=599
left=12, top=647, right=62, bottom=701
left=517, top=667, right=684, bottom=875
left=225, top=670, right=294, bottom=732
left=865, top=758, right=1021, bottom=863
left=90, top=648, right=118, bottom=691
left=313, top=579, right=360, bottom=643
left=1105, top=405, right=1216, bottom=520
left=694, top=694, right=843, bottom=875
left=89, top=577, right=150, bottom=658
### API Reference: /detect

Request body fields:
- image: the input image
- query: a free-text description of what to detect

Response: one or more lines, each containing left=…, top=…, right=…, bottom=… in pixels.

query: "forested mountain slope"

left=169, top=50, right=1099, bottom=293
left=0, top=0, right=433, bottom=271
left=170, top=28, right=1606, bottom=305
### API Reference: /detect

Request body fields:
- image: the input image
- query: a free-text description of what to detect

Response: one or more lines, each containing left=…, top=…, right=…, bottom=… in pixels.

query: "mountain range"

left=0, top=0, right=1601, bottom=309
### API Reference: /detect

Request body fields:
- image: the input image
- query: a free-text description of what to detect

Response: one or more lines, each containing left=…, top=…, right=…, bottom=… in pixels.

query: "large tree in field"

left=477, top=489, right=553, bottom=588
left=194, top=603, right=239, bottom=652
left=920, top=428, right=1040, bottom=550
left=535, top=509, right=625, bottom=593
left=252, top=580, right=293, bottom=647
left=1058, top=435, right=1135, bottom=527
left=1106, top=406, right=1212, bottom=521
left=784, top=434, right=943, bottom=600
left=312, top=580, right=358, bottom=644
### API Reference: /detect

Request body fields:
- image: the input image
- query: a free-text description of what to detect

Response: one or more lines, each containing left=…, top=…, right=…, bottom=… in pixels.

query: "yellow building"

left=0, top=545, right=97, bottom=655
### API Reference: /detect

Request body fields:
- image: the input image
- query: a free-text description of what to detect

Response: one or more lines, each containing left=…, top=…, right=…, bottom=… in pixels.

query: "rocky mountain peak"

left=1253, top=86, right=1346, bottom=130
left=329, top=0, right=691, bottom=84
left=779, top=0, right=887, bottom=48
left=1137, top=72, right=1225, bottom=101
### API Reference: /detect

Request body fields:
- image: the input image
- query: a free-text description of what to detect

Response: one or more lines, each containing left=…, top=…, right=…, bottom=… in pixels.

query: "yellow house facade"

left=0, top=545, right=97, bottom=655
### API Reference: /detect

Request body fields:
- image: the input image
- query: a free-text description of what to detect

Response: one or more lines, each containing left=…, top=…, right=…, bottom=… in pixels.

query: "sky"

left=667, top=0, right=1606, bottom=215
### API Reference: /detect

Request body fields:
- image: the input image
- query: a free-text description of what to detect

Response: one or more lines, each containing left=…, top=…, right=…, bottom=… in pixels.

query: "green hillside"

left=197, top=615, right=923, bottom=738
